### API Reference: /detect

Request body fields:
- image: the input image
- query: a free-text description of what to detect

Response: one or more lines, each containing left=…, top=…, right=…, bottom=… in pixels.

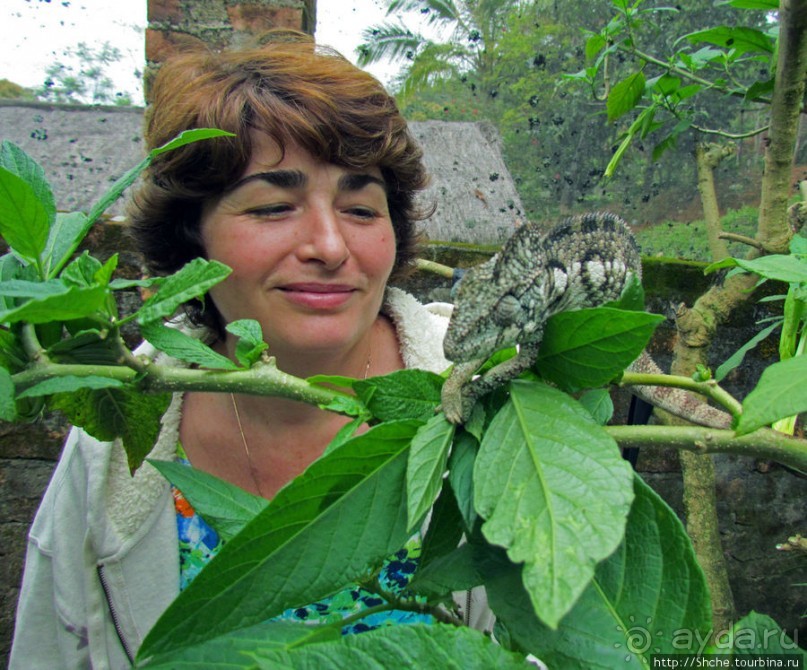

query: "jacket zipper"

left=97, top=565, right=136, bottom=665
left=464, top=588, right=472, bottom=627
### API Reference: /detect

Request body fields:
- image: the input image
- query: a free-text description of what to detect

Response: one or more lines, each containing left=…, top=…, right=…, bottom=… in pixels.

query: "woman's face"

left=200, top=132, right=397, bottom=364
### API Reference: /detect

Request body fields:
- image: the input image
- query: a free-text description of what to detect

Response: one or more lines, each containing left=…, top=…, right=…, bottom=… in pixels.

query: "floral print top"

left=171, top=444, right=433, bottom=634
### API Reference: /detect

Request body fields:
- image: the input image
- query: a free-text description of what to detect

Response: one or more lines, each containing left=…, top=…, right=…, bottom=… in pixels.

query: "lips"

left=277, top=283, right=357, bottom=310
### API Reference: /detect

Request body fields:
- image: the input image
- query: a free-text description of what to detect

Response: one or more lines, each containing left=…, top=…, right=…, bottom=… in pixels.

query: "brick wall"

left=145, top=0, right=315, bottom=99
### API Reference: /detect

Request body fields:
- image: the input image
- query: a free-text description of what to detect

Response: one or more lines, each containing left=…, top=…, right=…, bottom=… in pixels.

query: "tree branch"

left=606, top=424, right=807, bottom=473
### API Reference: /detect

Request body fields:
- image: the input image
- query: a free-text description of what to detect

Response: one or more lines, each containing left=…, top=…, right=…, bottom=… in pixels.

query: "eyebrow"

left=227, top=169, right=387, bottom=194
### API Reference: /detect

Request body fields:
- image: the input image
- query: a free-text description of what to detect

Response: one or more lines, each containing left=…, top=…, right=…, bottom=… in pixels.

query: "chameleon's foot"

left=440, top=388, right=474, bottom=425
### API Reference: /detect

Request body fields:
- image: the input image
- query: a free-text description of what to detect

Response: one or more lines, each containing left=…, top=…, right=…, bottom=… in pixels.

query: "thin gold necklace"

left=230, top=327, right=374, bottom=498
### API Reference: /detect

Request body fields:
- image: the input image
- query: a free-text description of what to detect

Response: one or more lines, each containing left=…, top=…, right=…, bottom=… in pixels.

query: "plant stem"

left=11, top=357, right=357, bottom=411
left=606, top=424, right=807, bottom=473
left=619, top=370, right=743, bottom=419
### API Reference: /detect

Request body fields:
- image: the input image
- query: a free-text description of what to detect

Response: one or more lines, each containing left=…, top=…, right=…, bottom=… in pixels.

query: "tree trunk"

left=668, top=0, right=807, bottom=635
left=755, top=0, right=807, bottom=252
left=695, top=142, right=734, bottom=261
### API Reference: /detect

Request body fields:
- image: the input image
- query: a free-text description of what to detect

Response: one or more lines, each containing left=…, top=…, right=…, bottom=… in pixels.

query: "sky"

left=0, top=0, right=404, bottom=106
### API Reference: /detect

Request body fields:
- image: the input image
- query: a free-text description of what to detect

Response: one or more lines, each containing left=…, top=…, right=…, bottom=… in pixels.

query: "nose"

left=296, top=206, right=350, bottom=270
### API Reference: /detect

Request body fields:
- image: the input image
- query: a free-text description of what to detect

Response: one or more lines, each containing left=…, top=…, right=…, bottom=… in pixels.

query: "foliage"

left=0, top=79, right=36, bottom=101
left=36, top=41, right=135, bottom=106
left=573, top=0, right=778, bottom=179
left=634, top=206, right=760, bottom=260
left=1, top=134, right=806, bottom=666
left=357, top=0, right=524, bottom=103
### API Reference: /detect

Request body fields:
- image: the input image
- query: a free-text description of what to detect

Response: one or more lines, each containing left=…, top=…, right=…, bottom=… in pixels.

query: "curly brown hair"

left=128, top=30, right=429, bottom=339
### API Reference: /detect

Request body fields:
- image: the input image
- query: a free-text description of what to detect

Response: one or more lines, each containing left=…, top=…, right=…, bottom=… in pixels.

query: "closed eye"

left=246, top=204, right=294, bottom=219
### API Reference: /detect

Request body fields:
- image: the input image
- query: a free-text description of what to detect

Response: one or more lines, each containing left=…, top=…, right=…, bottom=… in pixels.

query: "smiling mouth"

left=278, top=284, right=357, bottom=309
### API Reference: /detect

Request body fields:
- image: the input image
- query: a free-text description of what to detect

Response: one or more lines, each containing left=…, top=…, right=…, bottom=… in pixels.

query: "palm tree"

left=356, top=0, right=524, bottom=100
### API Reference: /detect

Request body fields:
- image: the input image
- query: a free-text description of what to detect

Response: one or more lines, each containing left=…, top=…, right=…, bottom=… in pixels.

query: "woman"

left=10, top=31, right=491, bottom=669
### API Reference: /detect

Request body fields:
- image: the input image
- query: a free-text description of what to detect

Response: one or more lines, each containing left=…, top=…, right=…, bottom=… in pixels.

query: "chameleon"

left=440, top=211, right=733, bottom=429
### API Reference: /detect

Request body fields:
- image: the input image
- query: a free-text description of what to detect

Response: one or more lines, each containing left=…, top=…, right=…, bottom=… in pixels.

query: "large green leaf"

left=253, top=623, right=533, bottom=669
left=139, top=620, right=337, bottom=669
left=736, top=356, right=807, bottom=435
left=474, top=380, right=634, bottom=629
left=135, top=258, right=232, bottom=325
left=406, top=413, right=455, bottom=527
left=354, top=368, right=444, bottom=421
left=685, top=26, right=774, bottom=56
left=0, top=141, right=55, bottom=217
left=0, top=143, right=55, bottom=269
left=137, top=420, right=422, bottom=662
left=0, top=168, right=51, bottom=267
left=487, top=476, right=712, bottom=669
left=149, top=460, right=268, bottom=540
left=0, top=283, right=108, bottom=324
left=536, top=307, right=664, bottom=391
left=706, top=254, right=807, bottom=284
left=51, top=386, right=171, bottom=472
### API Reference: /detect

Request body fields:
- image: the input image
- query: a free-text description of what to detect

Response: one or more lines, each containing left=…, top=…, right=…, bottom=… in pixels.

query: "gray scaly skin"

left=442, top=212, right=641, bottom=424
left=440, top=212, right=734, bottom=428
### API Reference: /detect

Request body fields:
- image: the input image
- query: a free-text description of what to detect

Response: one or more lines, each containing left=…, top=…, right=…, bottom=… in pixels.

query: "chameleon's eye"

left=495, top=294, right=521, bottom=323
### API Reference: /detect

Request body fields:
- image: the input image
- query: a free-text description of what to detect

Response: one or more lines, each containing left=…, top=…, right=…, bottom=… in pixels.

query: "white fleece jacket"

left=10, top=288, right=492, bottom=669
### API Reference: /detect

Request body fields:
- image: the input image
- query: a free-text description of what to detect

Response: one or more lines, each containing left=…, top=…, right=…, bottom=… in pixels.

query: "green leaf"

left=416, top=479, right=465, bottom=576
left=0, top=168, right=51, bottom=267
left=141, top=321, right=239, bottom=370
left=706, top=254, right=807, bottom=284
left=82, top=130, right=235, bottom=252
left=226, top=319, right=268, bottom=368
left=321, top=417, right=365, bottom=457
left=409, top=541, right=487, bottom=598
left=487, top=476, right=711, bottom=668
left=139, top=620, right=338, bottom=669
left=150, top=128, right=235, bottom=157
left=736, top=356, right=807, bottom=435
left=605, top=273, right=645, bottom=311
left=0, top=283, right=108, bottom=324
left=149, top=459, right=268, bottom=540
left=406, top=413, right=455, bottom=527
left=51, top=387, right=171, bottom=472
left=135, top=258, right=232, bottom=325
left=717, top=0, right=779, bottom=8
left=714, top=321, right=780, bottom=382
left=685, top=26, right=774, bottom=55
left=607, top=71, right=646, bottom=122
left=578, top=388, right=614, bottom=425
left=138, top=420, right=422, bottom=661
left=708, top=612, right=806, bottom=658
left=0, top=142, right=55, bottom=217
left=585, top=34, right=607, bottom=61
left=0, top=278, right=71, bottom=299
left=536, top=307, right=664, bottom=392
left=17, top=375, right=124, bottom=399
left=447, top=430, right=478, bottom=533
left=253, top=624, right=532, bottom=670
left=0, top=366, right=16, bottom=421
left=354, top=369, right=444, bottom=421
left=475, top=381, right=634, bottom=629
left=43, top=211, right=89, bottom=278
